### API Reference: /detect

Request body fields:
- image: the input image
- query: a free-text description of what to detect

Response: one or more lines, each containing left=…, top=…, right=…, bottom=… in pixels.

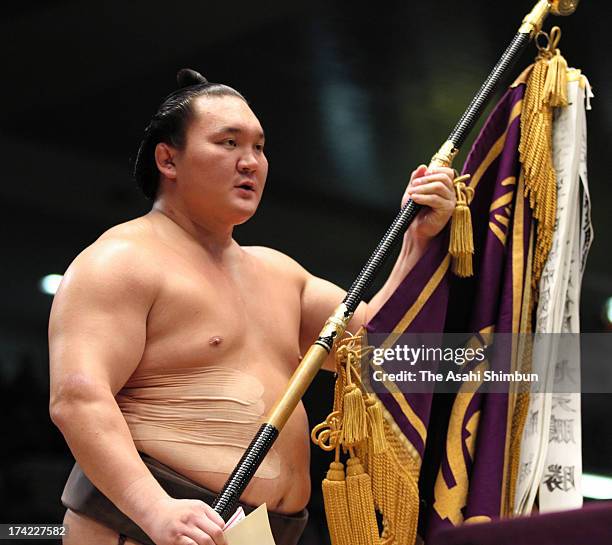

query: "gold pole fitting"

left=316, top=303, right=353, bottom=352
left=430, top=140, right=459, bottom=168
left=519, top=0, right=552, bottom=35
left=266, top=303, right=352, bottom=430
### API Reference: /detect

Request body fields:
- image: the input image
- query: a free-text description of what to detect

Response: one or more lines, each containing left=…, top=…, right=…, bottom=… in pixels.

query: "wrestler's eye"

left=221, top=139, right=237, bottom=148
left=255, top=143, right=264, bottom=152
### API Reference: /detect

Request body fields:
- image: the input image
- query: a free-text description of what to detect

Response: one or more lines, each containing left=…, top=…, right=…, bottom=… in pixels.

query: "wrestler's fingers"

left=194, top=517, right=227, bottom=545
left=411, top=172, right=454, bottom=192
left=409, top=193, right=454, bottom=210
left=176, top=536, right=199, bottom=545
left=199, top=502, right=225, bottom=529
left=427, top=166, right=455, bottom=180
left=180, top=526, right=218, bottom=545
left=408, top=164, right=428, bottom=185
left=408, top=181, right=454, bottom=201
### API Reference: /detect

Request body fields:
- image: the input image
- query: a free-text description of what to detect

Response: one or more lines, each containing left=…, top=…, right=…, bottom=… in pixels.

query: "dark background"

left=0, top=1, right=610, bottom=543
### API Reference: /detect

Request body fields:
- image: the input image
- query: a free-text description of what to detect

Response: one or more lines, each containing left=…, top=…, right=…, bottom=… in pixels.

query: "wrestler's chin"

left=228, top=198, right=261, bottom=226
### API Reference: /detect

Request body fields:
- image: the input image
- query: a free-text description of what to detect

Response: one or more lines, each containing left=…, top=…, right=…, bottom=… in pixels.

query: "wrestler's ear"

left=155, top=142, right=177, bottom=181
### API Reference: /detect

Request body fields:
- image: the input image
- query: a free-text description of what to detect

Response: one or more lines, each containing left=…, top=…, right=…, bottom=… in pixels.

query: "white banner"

left=514, top=72, right=594, bottom=514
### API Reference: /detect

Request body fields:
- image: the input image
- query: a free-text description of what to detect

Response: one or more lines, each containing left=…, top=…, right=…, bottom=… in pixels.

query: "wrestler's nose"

left=237, top=151, right=258, bottom=174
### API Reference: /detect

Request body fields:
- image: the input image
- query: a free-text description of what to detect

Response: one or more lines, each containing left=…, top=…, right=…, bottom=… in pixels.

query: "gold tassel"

left=365, top=396, right=388, bottom=455
left=315, top=332, right=420, bottom=545
left=342, top=383, right=368, bottom=446
left=543, top=43, right=569, bottom=107
left=449, top=174, right=474, bottom=277
left=346, top=455, right=380, bottom=545
left=543, top=50, right=568, bottom=107
left=322, top=459, right=353, bottom=545
left=519, top=26, right=568, bottom=290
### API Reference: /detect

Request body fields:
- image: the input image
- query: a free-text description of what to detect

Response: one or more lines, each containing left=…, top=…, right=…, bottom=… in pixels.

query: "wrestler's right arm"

left=49, top=238, right=226, bottom=545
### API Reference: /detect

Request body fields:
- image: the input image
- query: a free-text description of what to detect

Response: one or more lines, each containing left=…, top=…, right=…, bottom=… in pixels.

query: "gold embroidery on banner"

left=470, top=101, right=523, bottom=192
left=511, top=171, right=526, bottom=335
left=366, top=253, right=452, bottom=463
left=464, top=515, right=493, bottom=524
left=494, top=214, right=510, bottom=227
left=501, top=170, right=527, bottom=516
left=489, top=189, right=515, bottom=212
left=433, top=361, right=487, bottom=525
left=383, top=254, right=451, bottom=347
left=489, top=223, right=507, bottom=246
left=465, top=411, right=481, bottom=458
left=489, top=183, right=516, bottom=246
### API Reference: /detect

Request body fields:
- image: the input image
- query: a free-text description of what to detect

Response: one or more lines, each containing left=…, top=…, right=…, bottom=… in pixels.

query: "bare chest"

left=139, top=255, right=302, bottom=373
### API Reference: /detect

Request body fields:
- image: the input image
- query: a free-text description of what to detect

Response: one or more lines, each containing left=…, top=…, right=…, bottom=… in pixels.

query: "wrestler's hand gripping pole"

left=211, top=0, right=580, bottom=520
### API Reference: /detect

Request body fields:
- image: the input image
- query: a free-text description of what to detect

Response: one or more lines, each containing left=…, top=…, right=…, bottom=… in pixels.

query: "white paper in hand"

left=224, top=506, right=246, bottom=530
left=224, top=503, right=277, bottom=545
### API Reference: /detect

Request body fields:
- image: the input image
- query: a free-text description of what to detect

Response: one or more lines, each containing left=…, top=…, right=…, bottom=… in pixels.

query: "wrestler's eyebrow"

left=216, top=127, right=265, bottom=140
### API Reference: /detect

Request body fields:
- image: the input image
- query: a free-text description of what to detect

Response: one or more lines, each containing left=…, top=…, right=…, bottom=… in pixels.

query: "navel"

left=208, top=335, right=223, bottom=347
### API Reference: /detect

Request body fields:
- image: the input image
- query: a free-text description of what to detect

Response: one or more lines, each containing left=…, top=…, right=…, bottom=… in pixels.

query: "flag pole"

left=211, top=0, right=581, bottom=520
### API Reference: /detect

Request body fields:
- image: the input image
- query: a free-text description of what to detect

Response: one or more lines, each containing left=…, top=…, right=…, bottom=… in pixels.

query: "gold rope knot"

left=454, top=176, right=474, bottom=208
left=449, top=174, right=475, bottom=277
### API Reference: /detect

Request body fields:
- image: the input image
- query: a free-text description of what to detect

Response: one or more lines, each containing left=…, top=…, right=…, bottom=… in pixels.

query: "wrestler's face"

left=171, top=95, right=268, bottom=226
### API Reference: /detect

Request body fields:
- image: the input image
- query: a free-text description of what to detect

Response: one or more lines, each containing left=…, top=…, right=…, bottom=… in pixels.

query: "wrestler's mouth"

left=235, top=181, right=256, bottom=192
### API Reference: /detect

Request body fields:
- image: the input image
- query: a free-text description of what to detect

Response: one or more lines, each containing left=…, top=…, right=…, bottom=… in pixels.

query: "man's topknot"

left=176, top=68, right=208, bottom=88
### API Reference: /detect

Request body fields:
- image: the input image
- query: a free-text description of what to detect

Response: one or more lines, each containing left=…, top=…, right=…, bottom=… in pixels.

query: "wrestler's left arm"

left=298, top=165, right=456, bottom=371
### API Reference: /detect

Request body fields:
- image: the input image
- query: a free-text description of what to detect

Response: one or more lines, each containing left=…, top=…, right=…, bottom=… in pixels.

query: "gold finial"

left=550, top=0, right=580, bottom=16
left=519, top=0, right=553, bottom=35
left=519, top=0, right=580, bottom=35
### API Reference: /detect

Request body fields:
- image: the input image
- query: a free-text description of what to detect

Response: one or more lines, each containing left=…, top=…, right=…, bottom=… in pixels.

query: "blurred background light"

left=39, top=274, right=63, bottom=296
left=583, top=472, right=612, bottom=500
left=604, top=297, right=612, bottom=326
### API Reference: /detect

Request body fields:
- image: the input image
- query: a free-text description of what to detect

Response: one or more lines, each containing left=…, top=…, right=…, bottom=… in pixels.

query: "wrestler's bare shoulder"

left=243, top=245, right=309, bottom=284
left=93, top=215, right=164, bottom=255
left=61, top=216, right=163, bottom=290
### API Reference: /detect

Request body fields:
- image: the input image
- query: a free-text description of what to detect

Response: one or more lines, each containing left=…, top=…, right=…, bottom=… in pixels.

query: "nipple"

left=209, top=336, right=223, bottom=347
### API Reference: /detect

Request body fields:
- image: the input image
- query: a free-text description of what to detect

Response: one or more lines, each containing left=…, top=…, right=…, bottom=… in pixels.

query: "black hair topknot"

left=176, top=68, right=208, bottom=88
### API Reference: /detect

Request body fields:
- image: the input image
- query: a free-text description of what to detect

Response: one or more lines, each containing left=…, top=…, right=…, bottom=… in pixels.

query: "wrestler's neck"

left=150, top=197, right=238, bottom=260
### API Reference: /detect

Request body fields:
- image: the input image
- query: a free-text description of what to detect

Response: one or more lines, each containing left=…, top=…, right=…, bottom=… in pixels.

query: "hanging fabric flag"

left=313, top=80, right=533, bottom=544
left=312, top=26, right=592, bottom=545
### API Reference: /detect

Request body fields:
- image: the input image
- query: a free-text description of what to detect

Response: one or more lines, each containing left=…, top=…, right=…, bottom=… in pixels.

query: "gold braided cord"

left=519, top=27, right=568, bottom=291
left=505, top=227, right=535, bottom=514
left=360, top=419, right=420, bottom=545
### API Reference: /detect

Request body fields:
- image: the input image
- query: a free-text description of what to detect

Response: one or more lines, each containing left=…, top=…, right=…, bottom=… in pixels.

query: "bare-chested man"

left=49, top=69, right=456, bottom=545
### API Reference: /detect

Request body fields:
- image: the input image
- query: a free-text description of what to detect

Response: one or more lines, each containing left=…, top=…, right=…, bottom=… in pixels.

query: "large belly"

left=143, top=402, right=311, bottom=513
left=116, top=365, right=312, bottom=514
